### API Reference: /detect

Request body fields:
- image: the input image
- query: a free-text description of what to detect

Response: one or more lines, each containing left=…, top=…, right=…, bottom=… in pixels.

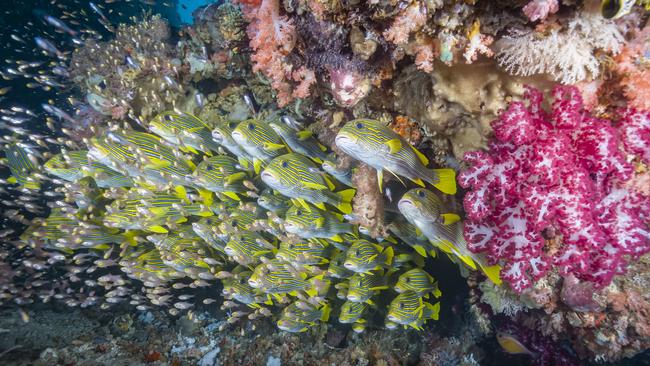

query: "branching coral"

left=495, top=10, right=623, bottom=84
left=459, top=85, right=650, bottom=293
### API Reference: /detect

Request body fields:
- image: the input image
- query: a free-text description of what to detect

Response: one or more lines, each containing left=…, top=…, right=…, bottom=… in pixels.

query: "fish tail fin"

left=383, top=246, right=394, bottom=266
left=320, top=303, right=331, bottom=322
left=428, top=302, right=440, bottom=320
left=335, top=189, right=355, bottom=214
left=479, top=262, right=502, bottom=285
left=431, top=168, right=457, bottom=195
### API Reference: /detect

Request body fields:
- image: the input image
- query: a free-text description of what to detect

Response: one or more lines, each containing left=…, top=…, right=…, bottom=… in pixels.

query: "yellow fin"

left=413, top=245, right=428, bottom=258
left=184, top=146, right=199, bottom=154
left=385, top=139, right=402, bottom=154
left=330, top=234, right=343, bottom=242
left=237, top=157, right=249, bottom=170
left=411, top=178, right=425, bottom=187
left=144, top=157, right=170, bottom=170
left=175, top=217, right=188, bottom=224
left=148, top=207, right=168, bottom=216
left=317, top=142, right=327, bottom=152
left=303, top=181, right=328, bottom=190
left=186, top=159, right=196, bottom=170
left=337, top=188, right=355, bottom=203
left=225, top=172, right=246, bottom=184
left=383, top=246, right=394, bottom=266
left=433, top=168, right=457, bottom=195
left=365, top=299, right=375, bottom=305
left=6, top=176, right=17, bottom=184
left=314, top=217, right=325, bottom=229
left=296, top=130, right=313, bottom=140
left=323, top=175, right=336, bottom=191
left=198, top=189, right=213, bottom=207
left=428, top=302, right=440, bottom=320
left=253, top=159, right=262, bottom=175
left=320, top=303, right=331, bottom=322
left=410, top=145, right=429, bottom=166
left=148, top=225, right=168, bottom=233
left=441, top=213, right=461, bottom=225
left=222, top=191, right=241, bottom=201
left=263, top=142, right=285, bottom=151
left=314, top=202, right=326, bottom=210
left=175, top=185, right=189, bottom=202
left=377, top=169, right=383, bottom=192
left=297, top=198, right=312, bottom=211
left=480, top=263, right=502, bottom=285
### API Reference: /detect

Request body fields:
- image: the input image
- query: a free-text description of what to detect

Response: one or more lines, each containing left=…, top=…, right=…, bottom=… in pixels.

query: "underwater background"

left=0, top=0, right=648, bottom=365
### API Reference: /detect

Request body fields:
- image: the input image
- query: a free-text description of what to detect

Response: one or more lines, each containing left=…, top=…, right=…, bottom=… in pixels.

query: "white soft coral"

left=495, top=10, right=623, bottom=84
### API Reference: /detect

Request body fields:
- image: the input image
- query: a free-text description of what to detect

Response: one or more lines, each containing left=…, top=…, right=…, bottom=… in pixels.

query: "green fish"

left=191, top=217, right=225, bottom=252
left=394, top=268, right=441, bottom=298
left=261, top=153, right=355, bottom=214
left=149, top=111, right=220, bottom=154
left=277, top=300, right=331, bottom=332
left=268, top=120, right=328, bottom=163
left=343, top=239, right=394, bottom=274
left=3, top=142, right=41, bottom=190
left=275, top=239, right=329, bottom=265
left=387, top=216, right=436, bottom=259
left=398, top=188, right=501, bottom=285
left=386, top=290, right=440, bottom=330
left=224, top=231, right=276, bottom=266
left=45, top=150, right=133, bottom=188
left=326, top=250, right=354, bottom=279
left=231, top=119, right=287, bottom=173
left=283, top=203, right=353, bottom=242
left=346, top=271, right=389, bottom=304
left=321, top=159, right=353, bottom=186
left=257, top=189, right=289, bottom=214
left=106, top=130, right=195, bottom=187
left=222, top=270, right=270, bottom=307
left=335, top=119, right=456, bottom=194
left=191, top=155, right=247, bottom=200
left=211, top=120, right=255, bottom=163
left=339, top=300, right=369, bottom=325
left=248, top=259, right=327, bottom=297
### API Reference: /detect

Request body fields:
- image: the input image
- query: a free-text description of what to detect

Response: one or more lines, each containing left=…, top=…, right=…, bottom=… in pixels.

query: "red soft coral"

left=459, top=85, right=650, bottom=293
left=237, top=0, right=305, bottom=106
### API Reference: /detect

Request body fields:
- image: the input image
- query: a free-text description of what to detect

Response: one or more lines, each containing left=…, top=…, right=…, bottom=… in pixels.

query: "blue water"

left=175, top=0, right=216, bottom=24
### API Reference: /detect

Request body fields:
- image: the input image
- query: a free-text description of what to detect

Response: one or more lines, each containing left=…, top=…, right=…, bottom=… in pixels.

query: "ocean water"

left=0, top=1, right=648, bottom=365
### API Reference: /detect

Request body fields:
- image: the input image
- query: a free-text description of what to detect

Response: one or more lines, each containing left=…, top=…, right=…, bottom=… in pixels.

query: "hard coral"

left=459, top=85, right=650, bottom=293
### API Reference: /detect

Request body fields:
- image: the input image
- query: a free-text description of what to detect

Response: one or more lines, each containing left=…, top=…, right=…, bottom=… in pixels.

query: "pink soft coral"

left=383, top=2, right=427, bottom=46
left=237, top=0, right=300, bottom=106
left=459, top=86, right=650, bottom=293
left=523, top=0, right=559, bottom=22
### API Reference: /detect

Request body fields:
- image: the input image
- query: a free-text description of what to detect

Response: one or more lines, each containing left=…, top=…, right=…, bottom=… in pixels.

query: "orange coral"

left=389, top=115, right=422, bottom=145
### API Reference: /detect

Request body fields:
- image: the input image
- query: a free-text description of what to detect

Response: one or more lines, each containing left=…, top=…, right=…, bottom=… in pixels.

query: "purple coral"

left=459, top=85, right=650, bottom=293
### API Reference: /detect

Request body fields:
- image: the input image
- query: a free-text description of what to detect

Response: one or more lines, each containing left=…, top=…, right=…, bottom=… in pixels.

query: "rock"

left=198, top=347, right=220, bottom=366
left=266, top=355, right=281, bottom=366
left=560, top=274, right=603, bottom=312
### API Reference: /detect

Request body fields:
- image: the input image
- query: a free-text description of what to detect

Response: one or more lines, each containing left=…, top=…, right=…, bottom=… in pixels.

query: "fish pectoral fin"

left=263, top=142, right=286, bottom=151
left=330, top=234, right=343, bottom=242
left=144, top=157, right=171, bottom=170
left=222, top=191, right=241, bottom=201
left=385, top=168, right=406, bottom=186
left=377, top=169, right=383, bottom=192
left=411, top=178, right=425, bottom=187
left=225, top=172, right=246, bottom=184
left=297, top=198, right=312, bottom=211
left=6, top=176, right=17, bottom=184
left=317, top=142, right=327, bottom=152
left=440, top=213, right=461, bottom=225
left=323, top=175, right=336, bottom=191
left=148, top=207, right=168, bottom=216
left=314, top=202, right=327, bottom=211
left=184, top=146, right=199, bottom=154
left=413, top=245, right=428, bottom=258
left=295, top=130, right=313, bottom=140
left=385, top=139, right=402, bottom=154
left=147, top=225, right=168, bottom=234
left=253, top=159, right=262, bottom=175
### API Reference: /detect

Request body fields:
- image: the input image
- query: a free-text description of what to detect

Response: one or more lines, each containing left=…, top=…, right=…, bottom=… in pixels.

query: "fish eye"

left=206, top=165, right=213, bottom=171
left=399, top=302, right=404, bottom=309
left=281, top=161, right=288, bottom=168
left=295, top=209, right=302, bottom=216
left=231, top=220, right=238, bottom=227
left=288, top=243, right=294, bottom=249
left=355, top=122, right=363, bottom=129
left=417, top=190, right=425, bottom=198
left=405, top=277, right=411, bottom=283
left=355, top=249, right=360, bottom=256
left=229, top=122, right=237, bottom=128
left=239, top=278, right=245, bottom=284
left=248, top=123, right=255, bottom=130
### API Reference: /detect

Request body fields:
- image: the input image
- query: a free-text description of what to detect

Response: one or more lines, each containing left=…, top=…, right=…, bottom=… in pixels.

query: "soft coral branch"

left=459, top=86, right=650, bottom=293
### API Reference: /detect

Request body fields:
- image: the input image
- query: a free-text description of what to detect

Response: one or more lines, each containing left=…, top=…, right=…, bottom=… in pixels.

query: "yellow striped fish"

left=343, top=239, right=394, bottom=274
left=386, top=290, right=440, bottom=330
left=224, top=231, right=276, bottom=266
left=3, top=142, right=41, bottom=190
left=346, top=271, right=389, bottom=304
left=283, top=203, right=353, bottom=242
left=261, top=153, right=355, bottom=214
left=394, top=268, right=442, bottom=298
left=268, top=119, right=328, bottom=163
left=149, top=111, right=220, bottom=154
left=335, top=119, right=456, bottom=194
left=231, top=119, right=287, bottom=173
left=191, top=155, right=247, bottom=200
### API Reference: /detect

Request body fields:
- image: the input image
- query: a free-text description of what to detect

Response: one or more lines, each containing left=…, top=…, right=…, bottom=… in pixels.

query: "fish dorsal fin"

left=385, top=139, right=402, bottom=154
left=323, top=175, right=336, bottom=191
left=413, top=245, right=428, bottom=258
left=222, top=191, right=241, bottom=201
left=410, top=145, right=429, bottom=166
left=296, top=130, right=313, bottom=141
left=303, top=181, right=328, bottom=190
left=263, top=142, right=285, bottom=151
